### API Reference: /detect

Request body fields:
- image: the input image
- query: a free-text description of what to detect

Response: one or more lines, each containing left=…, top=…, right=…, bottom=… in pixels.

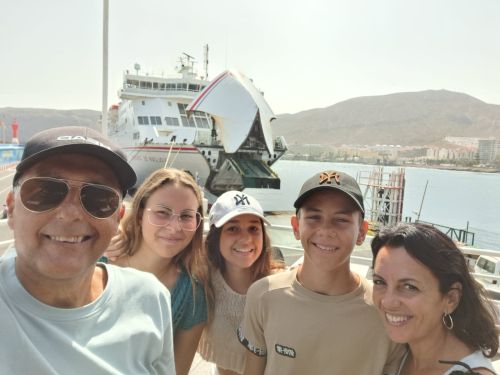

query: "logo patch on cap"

left=233, top=193, right=250, bottom=206
left=57, top=135, right=112, bottom=150
left=319, top=171, right=341, bottom=185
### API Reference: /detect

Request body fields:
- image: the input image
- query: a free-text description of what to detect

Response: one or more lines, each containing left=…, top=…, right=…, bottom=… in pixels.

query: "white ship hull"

left=122, top=145, right=211, bottom=188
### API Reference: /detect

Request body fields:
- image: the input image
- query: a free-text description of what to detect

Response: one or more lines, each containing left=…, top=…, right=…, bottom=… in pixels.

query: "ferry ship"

left=107, top=51, right=287, bottom=198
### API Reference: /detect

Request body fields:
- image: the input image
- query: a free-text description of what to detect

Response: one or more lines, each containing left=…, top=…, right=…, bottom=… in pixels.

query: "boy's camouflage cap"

left=293, top=170, right=365, bottom=216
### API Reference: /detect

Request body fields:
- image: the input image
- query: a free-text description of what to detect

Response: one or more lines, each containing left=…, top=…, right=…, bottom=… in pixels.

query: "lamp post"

left=101, top=0, right=109, bottom=136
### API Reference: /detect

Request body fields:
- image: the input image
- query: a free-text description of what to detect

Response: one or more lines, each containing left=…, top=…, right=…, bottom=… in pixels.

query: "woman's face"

left=372, top=245, right=458, bottom=346
left=219, top=214, right=264, bottom=272
left=140, top=183, right=199, bottom=260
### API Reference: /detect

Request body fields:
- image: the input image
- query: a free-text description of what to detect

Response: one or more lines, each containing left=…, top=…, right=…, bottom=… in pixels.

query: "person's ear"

left=119, top=205, right=125, bottom=219
left=446, top=282, right=462, bottom=313
left=6, top=191, right=15, bottom=230
left=356, top=220, right=369, bottom=245
left=291, top=214, right=300, bottom=240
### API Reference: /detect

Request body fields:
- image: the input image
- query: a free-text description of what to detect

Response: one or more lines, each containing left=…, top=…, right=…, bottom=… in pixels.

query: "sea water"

left=245, top=160, right=500, bottom=251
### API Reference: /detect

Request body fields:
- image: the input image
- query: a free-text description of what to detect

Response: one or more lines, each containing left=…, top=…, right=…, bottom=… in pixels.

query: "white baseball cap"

left=209, top=191, right=270, bottom=228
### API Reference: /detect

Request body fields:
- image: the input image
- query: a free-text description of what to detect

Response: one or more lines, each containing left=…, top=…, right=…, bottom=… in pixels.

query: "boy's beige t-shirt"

left=239, top=267, right=403, bottom=375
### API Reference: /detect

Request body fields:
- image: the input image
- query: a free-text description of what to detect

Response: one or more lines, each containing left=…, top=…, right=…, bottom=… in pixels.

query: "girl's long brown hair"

left=114, top=168, right=209, bottom=293
left=204, top=219, right=284, bottom=312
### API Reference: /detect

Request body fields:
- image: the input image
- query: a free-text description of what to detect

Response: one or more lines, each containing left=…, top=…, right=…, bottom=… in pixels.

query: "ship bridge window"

left=150, top=116, right=162, bottom=125
left=165, top=117, right=180, bottom=126
left=138, top=116, right=149, bottom=125
left=187, top=116, right=196, bottom=128
left=166, top=83, right=176, bottom=90
left=153, top=82, right=159, bottom=89
left=160, top=83, right=166, bottom=90
left=188, top=84, right=199, bottom=92
left=200, top=85, right=206, bottom=90
left=178, top=103, right=187, bottom=114
left=181, top=117, right=189, bottom=127
left=177, top=83, right=187, bottom=91
left=196, top=117, right=210, bottom=129
left=126, top=79, right=139, bottom=88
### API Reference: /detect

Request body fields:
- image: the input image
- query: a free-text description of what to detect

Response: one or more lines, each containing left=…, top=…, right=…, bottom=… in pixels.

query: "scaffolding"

left=357, top=167, right=405, bottom=231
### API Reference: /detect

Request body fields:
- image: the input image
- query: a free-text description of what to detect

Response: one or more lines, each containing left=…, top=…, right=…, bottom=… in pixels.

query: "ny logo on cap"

left=234, top=193, right=250, bottom=206
left=319, top=171, right=341, bottom=185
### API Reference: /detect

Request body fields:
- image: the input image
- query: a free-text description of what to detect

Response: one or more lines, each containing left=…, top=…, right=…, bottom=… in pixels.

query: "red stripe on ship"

left=122, top=146, right=198, bottom=151
left=188, top=71, right=231, bottom=111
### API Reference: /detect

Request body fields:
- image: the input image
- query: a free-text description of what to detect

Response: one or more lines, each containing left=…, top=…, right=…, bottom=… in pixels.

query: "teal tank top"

left=171, top=269, right=208, bottom=332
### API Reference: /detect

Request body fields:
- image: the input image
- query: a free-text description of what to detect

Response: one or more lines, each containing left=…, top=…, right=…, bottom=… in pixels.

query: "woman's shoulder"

left=248, top=268, right=297, bottom=295
left=442, top=350, right=496, bottom=375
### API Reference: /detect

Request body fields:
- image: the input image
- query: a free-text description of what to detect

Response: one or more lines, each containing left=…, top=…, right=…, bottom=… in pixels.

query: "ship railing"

left=413, top=219, right=475, bottom=246
left=274, top=136, right=287, bottom=151
left=120, top=87, right=198, bottom=98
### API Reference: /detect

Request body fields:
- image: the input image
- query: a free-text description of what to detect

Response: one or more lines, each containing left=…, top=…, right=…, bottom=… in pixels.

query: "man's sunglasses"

left=16, top=177, right=122, bottom=219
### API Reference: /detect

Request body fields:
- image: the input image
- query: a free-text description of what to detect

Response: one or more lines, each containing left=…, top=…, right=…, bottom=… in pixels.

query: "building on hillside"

left=397, top=147, right=428, bottom=159
left=444, top=136, right=480, bottom=149
left=426, top=145, right=474, bottom=161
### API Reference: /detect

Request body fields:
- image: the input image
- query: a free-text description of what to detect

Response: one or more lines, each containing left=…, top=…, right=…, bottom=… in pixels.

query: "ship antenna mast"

left=182, top=52, right=195, bottom=70
left=203, top=44, right=209, bottom=80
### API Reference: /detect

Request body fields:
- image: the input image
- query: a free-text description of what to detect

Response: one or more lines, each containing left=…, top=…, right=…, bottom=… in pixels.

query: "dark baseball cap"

left=294, top=170, right=365, bottom=216
left=13, top=126, right=136, bottom=196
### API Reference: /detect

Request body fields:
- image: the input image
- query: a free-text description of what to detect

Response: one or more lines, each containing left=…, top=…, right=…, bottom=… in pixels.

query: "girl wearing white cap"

left=197, top=191, right=283, bottom=375
left=106, top=168, right=209, bottom=375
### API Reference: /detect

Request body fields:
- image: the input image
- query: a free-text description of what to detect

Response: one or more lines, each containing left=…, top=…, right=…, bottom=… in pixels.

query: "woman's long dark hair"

left=371, top=223, right=499, bottom=357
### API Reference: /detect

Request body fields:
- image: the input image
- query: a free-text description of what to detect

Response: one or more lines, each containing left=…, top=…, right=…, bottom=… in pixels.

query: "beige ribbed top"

left=197, top=270, right=247, bottom=374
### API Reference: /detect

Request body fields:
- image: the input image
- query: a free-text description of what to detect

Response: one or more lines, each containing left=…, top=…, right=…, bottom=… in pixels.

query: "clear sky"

left=1, top=0, right=500, bottom=115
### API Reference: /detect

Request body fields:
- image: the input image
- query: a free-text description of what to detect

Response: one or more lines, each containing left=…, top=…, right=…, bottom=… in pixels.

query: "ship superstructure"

left=108, top=52, right=287, bottom=197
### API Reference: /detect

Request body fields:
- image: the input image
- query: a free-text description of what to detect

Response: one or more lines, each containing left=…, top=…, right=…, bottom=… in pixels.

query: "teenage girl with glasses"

left=106, top=168, right=209, bottom=375
left=197, top=191, right=284, bottom=375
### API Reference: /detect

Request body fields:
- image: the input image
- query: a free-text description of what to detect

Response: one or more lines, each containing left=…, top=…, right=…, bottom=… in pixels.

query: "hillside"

left=0, top=108, right=100, bottom=143
left=272, top=90, right=500, bottom=146
left=2, top=90, right=500, bottom=146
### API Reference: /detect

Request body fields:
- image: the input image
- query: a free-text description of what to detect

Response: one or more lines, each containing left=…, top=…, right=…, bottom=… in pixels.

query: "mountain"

left=0, top=108, right=100, bottom=143
left=2, top=90, right=500, bottom=146
left=272, top=90, right=500, bottom=146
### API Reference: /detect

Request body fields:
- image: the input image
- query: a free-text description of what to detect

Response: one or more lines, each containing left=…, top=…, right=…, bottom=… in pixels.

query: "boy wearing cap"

left=239, top=170, right=402, bottom=375
left=0, top=126, right=175, bottom=374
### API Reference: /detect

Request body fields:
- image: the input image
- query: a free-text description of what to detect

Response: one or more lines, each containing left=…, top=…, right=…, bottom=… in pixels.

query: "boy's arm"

left=243, top=351, right=266, bottom=375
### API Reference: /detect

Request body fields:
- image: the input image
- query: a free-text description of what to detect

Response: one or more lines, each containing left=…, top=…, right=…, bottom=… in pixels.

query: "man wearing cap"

left=239, top=170, right=402, bottom=375
left=0, top=126, right=175, bottom=374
